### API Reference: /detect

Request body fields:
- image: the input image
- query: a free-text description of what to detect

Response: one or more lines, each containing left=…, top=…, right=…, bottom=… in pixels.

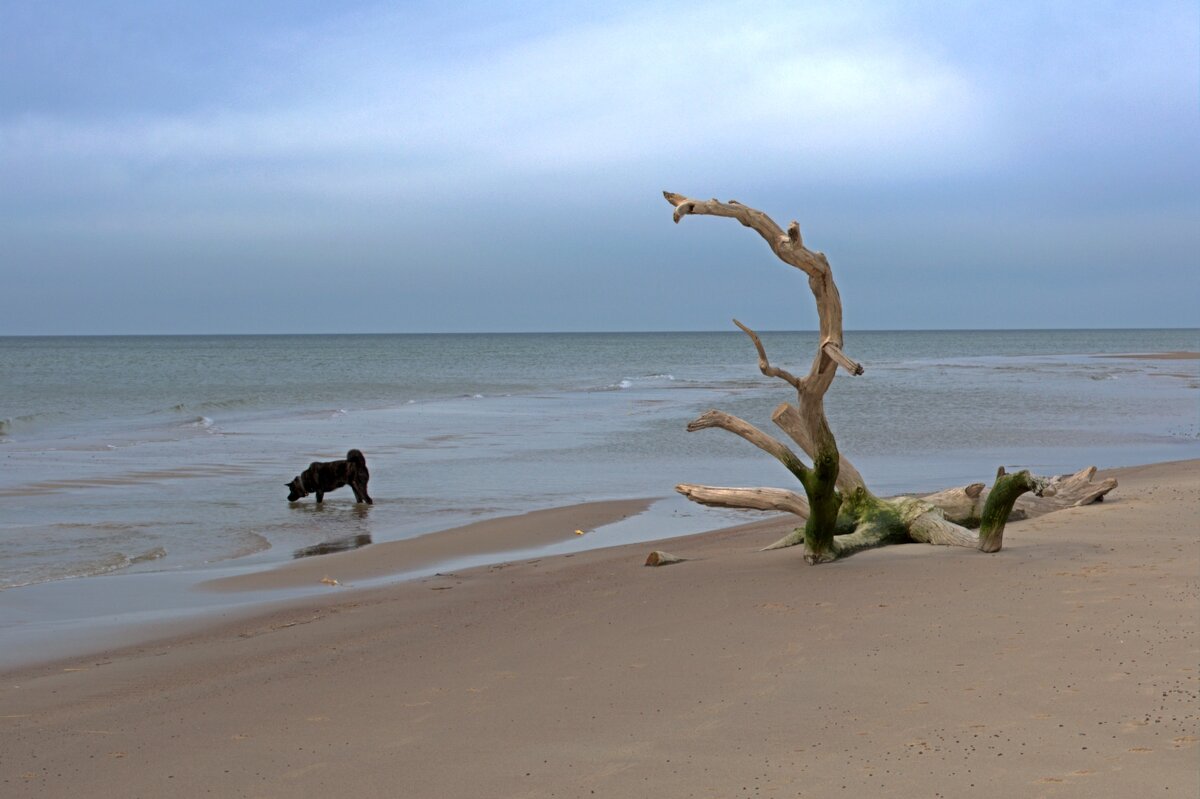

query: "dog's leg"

left=316, top=491, right=324, bottom=503
left=351, top=484, right=364, bottom=503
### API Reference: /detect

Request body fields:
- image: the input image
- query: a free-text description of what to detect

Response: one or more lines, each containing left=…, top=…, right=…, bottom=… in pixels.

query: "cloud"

left=1, top=1, right=991, bottom=205
left=0, top=1, right=1196, bottom=333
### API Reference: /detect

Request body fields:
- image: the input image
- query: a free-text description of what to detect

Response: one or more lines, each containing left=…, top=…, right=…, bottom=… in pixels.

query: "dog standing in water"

left=286, top=449, right=373, bottom=504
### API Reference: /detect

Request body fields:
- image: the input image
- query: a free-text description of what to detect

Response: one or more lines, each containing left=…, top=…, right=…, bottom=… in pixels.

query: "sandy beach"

left=2, top=459, right=1196, bottom=798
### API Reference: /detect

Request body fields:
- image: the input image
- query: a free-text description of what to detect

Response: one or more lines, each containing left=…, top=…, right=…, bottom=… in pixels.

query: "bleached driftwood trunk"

left=663, top=192, right=1116, bottom=563
left=923, top=466, right=1118, bottom=527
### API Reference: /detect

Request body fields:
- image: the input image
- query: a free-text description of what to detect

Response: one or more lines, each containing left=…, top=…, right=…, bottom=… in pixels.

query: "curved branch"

left=733, top=318, right=805, bottom=391
left=977, top=468, right=1052, bottom=553
left=665, top=191, right=860, bottom=558
left=663, top=192, right=826, bottom=279
left=923, top=466, right=1116, bottom=527
left=687, top=410, right=810, bottom=482
left=663, top=190, right=853, bottom=393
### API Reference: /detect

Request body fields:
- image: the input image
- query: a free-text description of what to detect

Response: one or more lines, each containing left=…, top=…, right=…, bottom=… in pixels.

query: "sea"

left=1, top=329, right=1197, bottom=662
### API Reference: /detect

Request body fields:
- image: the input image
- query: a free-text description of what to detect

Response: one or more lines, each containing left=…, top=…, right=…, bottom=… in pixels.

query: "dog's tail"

left=346, top=449, right=367, bottom=467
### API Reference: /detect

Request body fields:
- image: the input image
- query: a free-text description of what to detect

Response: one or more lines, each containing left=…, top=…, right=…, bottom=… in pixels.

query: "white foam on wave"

left=607, top=374, right=676, bottom=390
left=130, top=546, right=167, bottom=564
left=2, top=544, right=171, bottom=589
left=185, top=416, right=214, bottom=428
left=0, top=413, right=45, bottom=436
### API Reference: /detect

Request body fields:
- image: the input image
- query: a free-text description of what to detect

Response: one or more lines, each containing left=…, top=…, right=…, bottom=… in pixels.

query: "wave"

left=130, top=546, right=167, bottom=564
left=196, top=396, right=262, bottom=411
left=596, top=374, right=673, bottom=392
left=588, top=374, right=763, bottom=393
left=0, top=545, right=167, bottom=589
left=152, top=396, right=263, bottom=416
left=204, top=531, right=272, bottom=564
left=0, top=413, right=50, bottom=437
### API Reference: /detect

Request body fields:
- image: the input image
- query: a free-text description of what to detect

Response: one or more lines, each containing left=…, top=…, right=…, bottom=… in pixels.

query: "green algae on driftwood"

left=663, top=192, right=1116, bottom=564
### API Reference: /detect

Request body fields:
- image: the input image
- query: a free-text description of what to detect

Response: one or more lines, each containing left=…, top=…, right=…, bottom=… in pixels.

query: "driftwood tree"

left=663, top=192, right=1116, bottom=563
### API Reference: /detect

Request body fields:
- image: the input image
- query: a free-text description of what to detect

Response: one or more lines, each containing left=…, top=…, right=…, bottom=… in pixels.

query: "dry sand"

left=2, top=460, right=1196, bottom=798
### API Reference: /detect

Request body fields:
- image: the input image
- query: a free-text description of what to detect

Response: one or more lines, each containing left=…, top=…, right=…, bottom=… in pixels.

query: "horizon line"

left=1, top=326, right=1197, bottom=338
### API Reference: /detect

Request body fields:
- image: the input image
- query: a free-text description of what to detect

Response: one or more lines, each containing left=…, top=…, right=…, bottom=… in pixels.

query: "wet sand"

left=1, top=460, right=1196, bottom=797
left=202, top=497, right=655, bottom=592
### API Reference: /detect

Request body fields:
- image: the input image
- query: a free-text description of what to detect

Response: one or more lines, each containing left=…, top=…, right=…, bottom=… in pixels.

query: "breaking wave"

left=0, top=413, right=48, bottom=437
left=1, top=546, right=169, bottom=589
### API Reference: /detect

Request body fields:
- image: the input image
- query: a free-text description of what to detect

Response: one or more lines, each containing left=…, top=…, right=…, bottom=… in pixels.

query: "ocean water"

left=1, top=329, right=1197, bottom=592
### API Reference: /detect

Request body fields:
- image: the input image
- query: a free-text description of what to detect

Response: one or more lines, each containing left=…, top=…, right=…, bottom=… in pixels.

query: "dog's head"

left=286, top=475, right=307, bottom=502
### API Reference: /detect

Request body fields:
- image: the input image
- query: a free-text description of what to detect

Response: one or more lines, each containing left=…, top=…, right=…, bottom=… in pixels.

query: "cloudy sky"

left=1, top=0, right=1196, bottom=334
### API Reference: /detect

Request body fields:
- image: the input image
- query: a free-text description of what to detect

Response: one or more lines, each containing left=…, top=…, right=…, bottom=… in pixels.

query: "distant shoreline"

left=1094, top=351, right=1200, bottom=360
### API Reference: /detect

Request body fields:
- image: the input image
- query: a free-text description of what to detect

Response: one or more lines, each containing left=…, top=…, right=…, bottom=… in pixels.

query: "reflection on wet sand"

left=293, top=534, right=372, bottom=559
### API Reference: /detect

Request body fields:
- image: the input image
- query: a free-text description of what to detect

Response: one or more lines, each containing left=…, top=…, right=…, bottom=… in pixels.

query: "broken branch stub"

left=645, top=551, right=686, bottom=567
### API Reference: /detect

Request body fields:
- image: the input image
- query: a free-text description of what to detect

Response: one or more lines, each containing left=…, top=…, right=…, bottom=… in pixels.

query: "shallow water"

left=0, top=329, right=1197, bottom=590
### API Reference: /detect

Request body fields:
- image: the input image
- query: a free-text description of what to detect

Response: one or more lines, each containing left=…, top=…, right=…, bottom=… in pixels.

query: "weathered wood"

left=921, top=482, right=990, bottom=527
left=645, top=551, right=686, bottom=567
left=1034, top=466, right=1117, bottom=509
left=676, top=484, right=810, bottom=517
left=771, top=403, right=867, bottom=494
left=822, top=341, right=864, bottom=376
left=663, top=191, right=1115, bottom=563
left=665, top=190, right=866, bottom=562
left=733, top=319, right=804, bottom=390
left=906, top=507, right=982, bottom=548
left=923, top=466, right=1116, bottom=527
left=686, top=410, right=809, bottom=483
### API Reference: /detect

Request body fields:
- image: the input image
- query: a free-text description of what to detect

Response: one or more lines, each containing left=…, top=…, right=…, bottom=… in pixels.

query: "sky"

left=1, top=0, right=1197, bottom=334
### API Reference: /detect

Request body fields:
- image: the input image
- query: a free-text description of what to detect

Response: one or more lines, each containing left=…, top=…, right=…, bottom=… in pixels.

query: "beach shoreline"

left=2, top=458, right=1196, bottom=797
left=200, top=497, right=657, bottom=594
left=0, top=496, right=671, bottom=671
left=3, top=334, right=1196, bottom=594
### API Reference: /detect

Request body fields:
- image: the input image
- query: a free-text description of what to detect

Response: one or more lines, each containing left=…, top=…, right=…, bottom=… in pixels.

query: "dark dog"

left=286, top=449, right=373, bottom=504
